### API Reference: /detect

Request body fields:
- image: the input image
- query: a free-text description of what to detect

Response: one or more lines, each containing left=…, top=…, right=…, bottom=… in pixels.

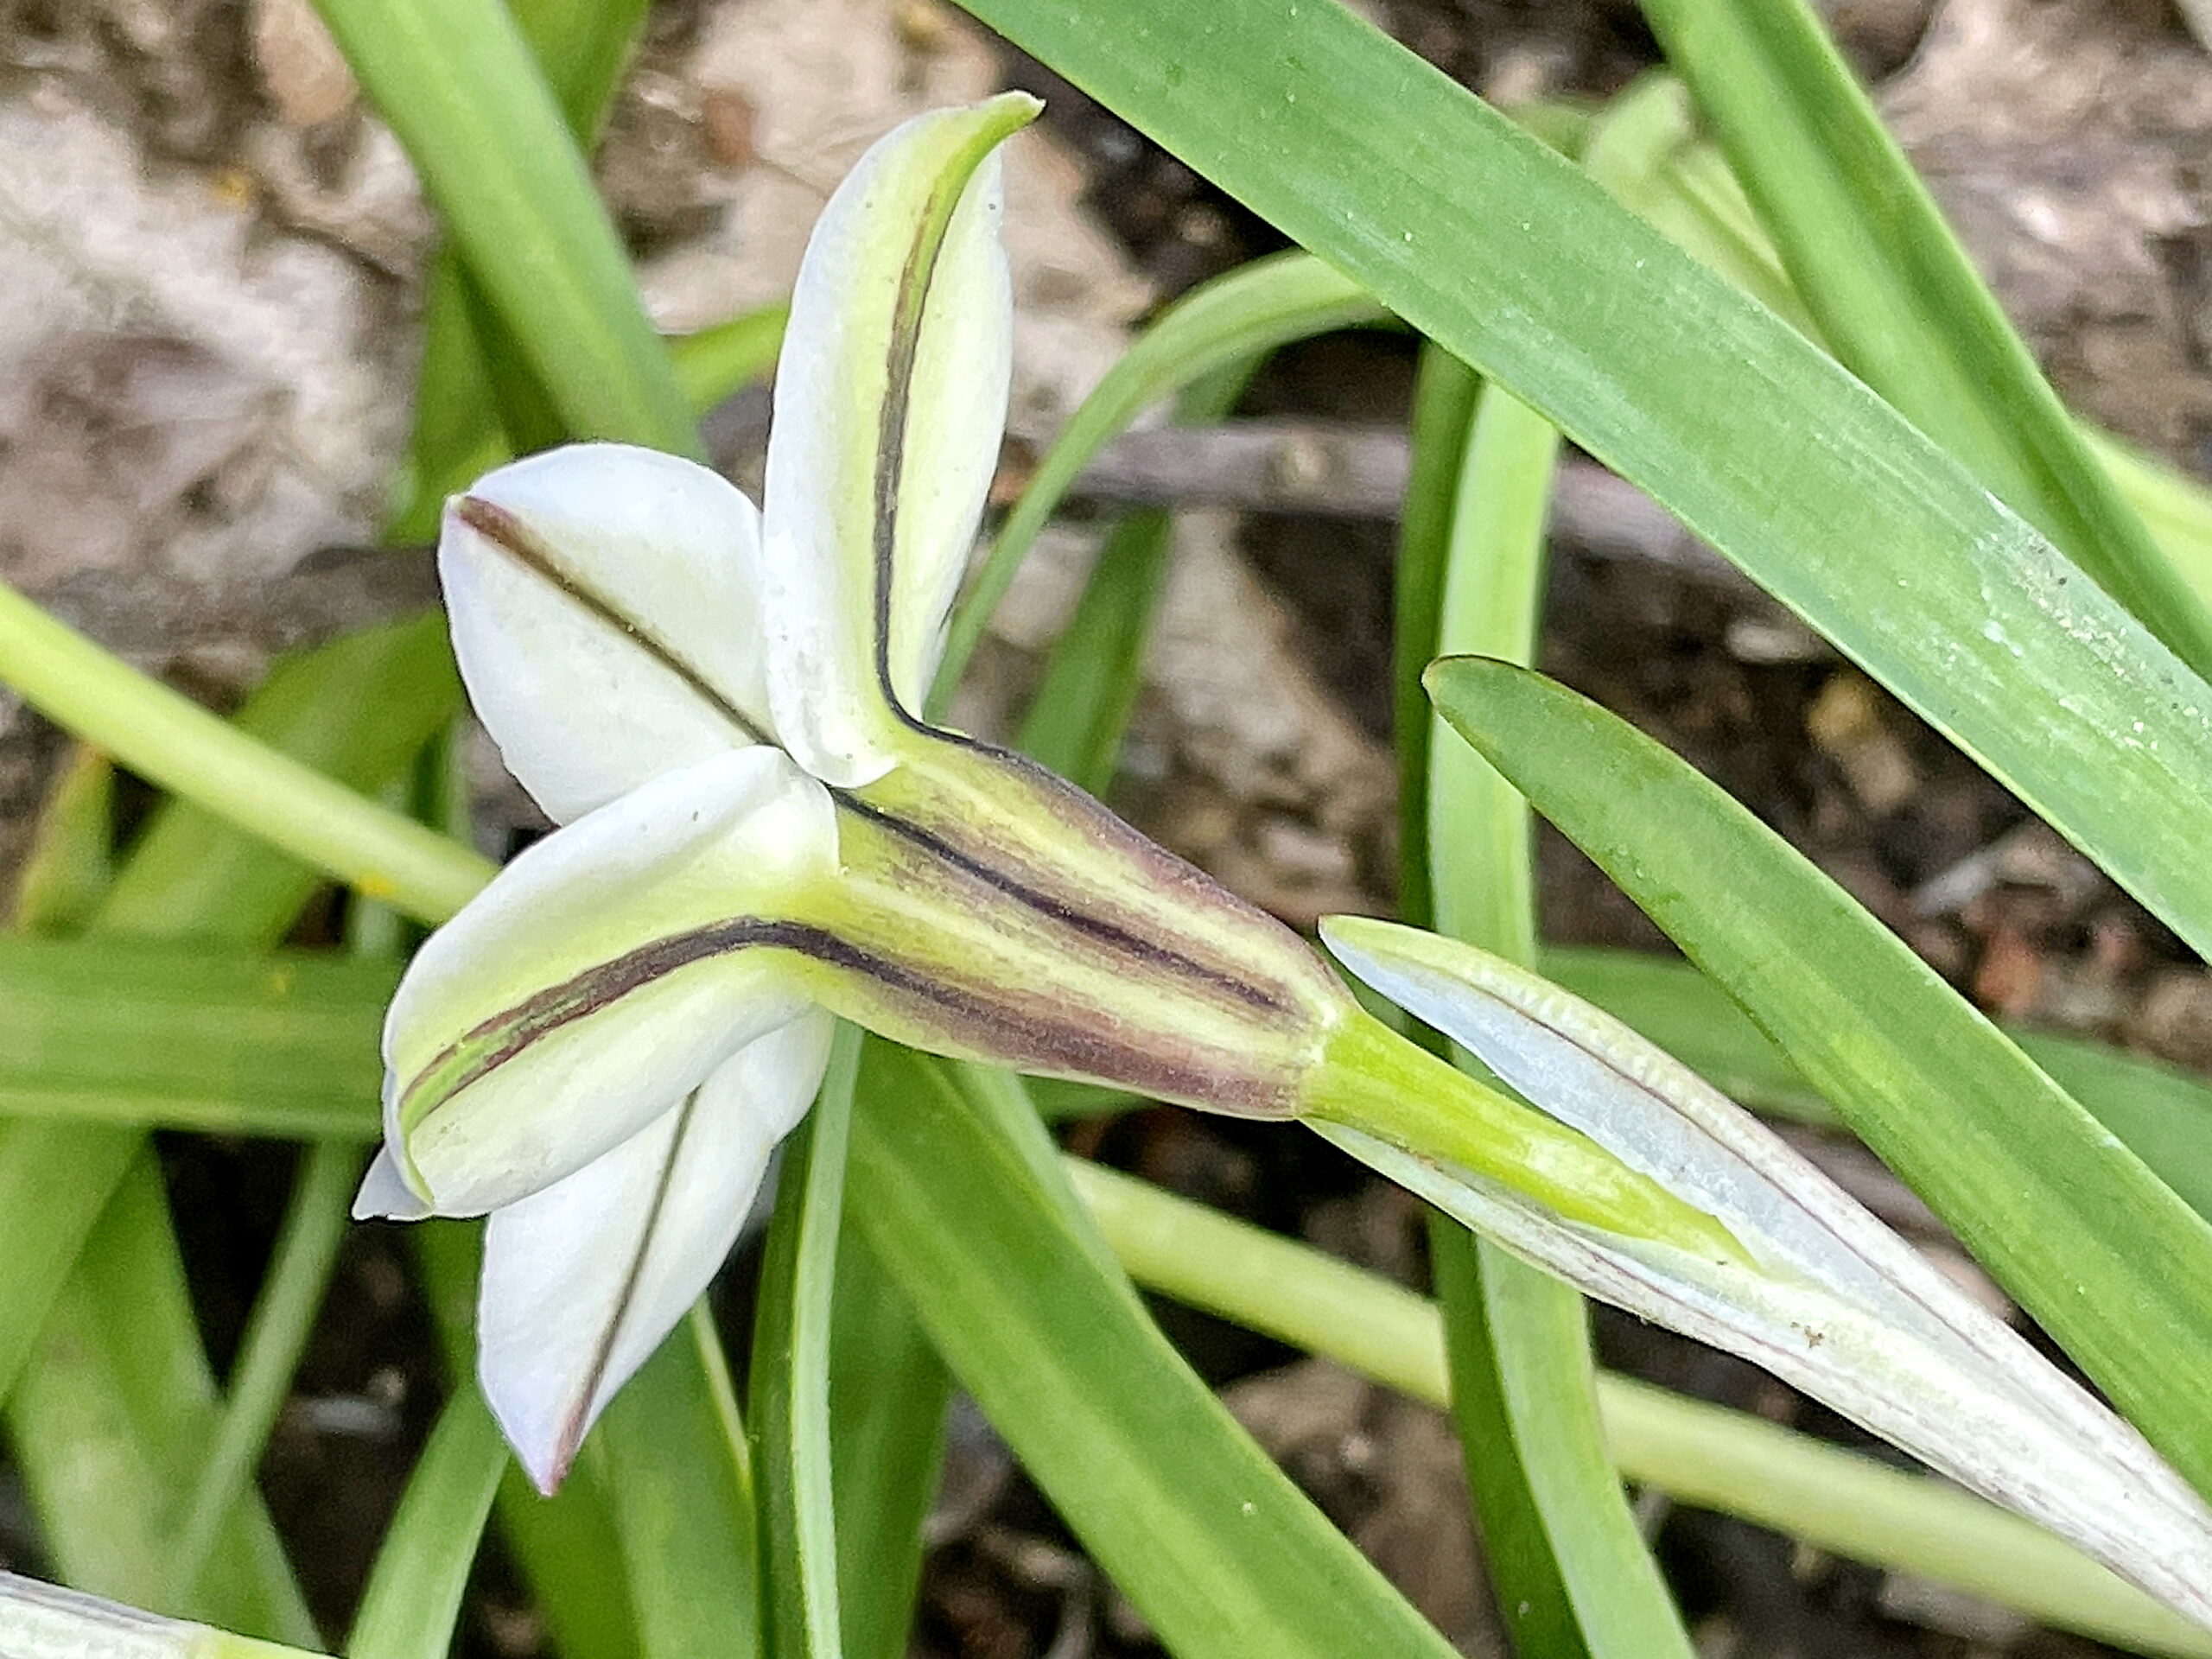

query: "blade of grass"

left=951, top=0, right=2212, bottom=972
left=936, top=251, right=1390, bottom=700
left=0, top=624, right=453, bottom=1641
left=5, top=1153, right=317, bottom=1645
left=1068, top=1158, right=2212, bottom=1659
left=304, top=0, right=694, bottom=454
left=1392, top=342, right=1481, bottom=932
left=410, top=1222, right=644, bottom=1659
left=0, top=933, right=388, bottom=1140
left=848, top=1045, right=1462, bottom=1659
left=0, top=618, right=458, bottom=1411
left=169, top=1142, right=364, bottom=1601
left=750, top=1032, right=859, bottom=1659
left=1014, top=363, right=1254, bottom=793
left=0, top=588, right=486, bottom=923
left=344, top=1392, right=508, bottom=1659
left=824, top=1217, right=948, bottom=1659
left=1637, top=0, right=2212, bottom=671
left=588, top=1308, right=762, bottom=1659
left=1580, top=73, right=2212, bottom=629
left=1427, top=656, right=2212, bottom=1502
left=7, top=745, right=112, bottom=934
left=1417, top=382, right=1693, bottom=1653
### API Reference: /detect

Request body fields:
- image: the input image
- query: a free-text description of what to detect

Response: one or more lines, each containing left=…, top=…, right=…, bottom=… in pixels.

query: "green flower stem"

left=1066, top=1159, right=2212, bottom=1659
left=0, top=581, right=491, bottom=925
left=1302, top=1011, right=1751, bottom=1265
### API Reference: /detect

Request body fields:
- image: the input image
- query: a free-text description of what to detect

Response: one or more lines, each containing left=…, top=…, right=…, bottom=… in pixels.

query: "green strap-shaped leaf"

left=1427, top=655, right=2212, bottom=1502
left=950, top=0, right=2212, bottom=974
left=937, top=251, right=1389, bottom=698
left=752, top=1033, right=861, bottom=1659
left=1638, top=0, right=2212, bottom=672
left=1417, top=383, right=1694, bottom=1655
left=848, top=1046, right=1462, bottom=1659
left=7, top=1155, right=318, bottom=1645
left=588, top=1312, right=762, bottom=1659
left=1391, top=343, right=1481, bottom=933
left=825, top=1219, right=948, bottom=1659
left=345, top=1393, right=508, bottom=1659
left=306, top=0, right=693, bottom=454
left=170, top=1142, right=362, bottom=1599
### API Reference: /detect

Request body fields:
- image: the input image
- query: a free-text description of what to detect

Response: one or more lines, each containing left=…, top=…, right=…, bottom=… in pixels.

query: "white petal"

left=383, top=747, right=836, bottom=1215
left=1320, top=916, right=2212, bottom=1626
left=443, top=442, right=776, bottom=823
left=478, top=1009, right=835, bottom=1491
left=351, top=1147, right=431, bottom=1222
left=759, top=95, right=1031, bottom=785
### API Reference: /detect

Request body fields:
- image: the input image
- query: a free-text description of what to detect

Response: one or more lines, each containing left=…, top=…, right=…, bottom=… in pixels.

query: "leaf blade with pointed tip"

left=1426, top=653, right=2212, bottom=1503
left=949, top=0, right=2212, bottom=978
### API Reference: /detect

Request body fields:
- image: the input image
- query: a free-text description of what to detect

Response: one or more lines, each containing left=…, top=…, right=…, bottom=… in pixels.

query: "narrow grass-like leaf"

left=847, top=1045, right=1461, bottom=1659
left=937, top=251, right=1389, bottom=697
left=0, top=590, right=486, bottom=922
left=171, top=1143, right=363, bottom=1600
left=0, top=624, right=451, bottom=1643
left=7, top=745, right=112, bottom=934
left=951, top=0, right=2212, bottom=969
left=1014, top=364, right=1253, bottom=792
left=6, top=1154, right=317, bottom=1645
left=1392, top=343, right=1481, bottom=933
left=1068, top=1159, right=2212, bottom=1659
left=589, top=1309, right=761, bottom=1659
left=1638, top=0, right=2212, bottom=671
left=0, top=934, right=387, bottom=1139
left=304, top=0, right=694, bottom=454
left=410, top=1224, right=644, bottom=1659
left=1581, top=73, right=2212, bottom=626
left=1427, top=656, right=2212, bottom=1501
left=750, top=1032, right=859, bottom=1659
left=825, top=1220, right=948, bottom=1659
left=0, top=619, right=458, bottom=1415
left=344, top=1392, right=507, bottom=1659
left=1417, top=385, right=1691, bottom=1655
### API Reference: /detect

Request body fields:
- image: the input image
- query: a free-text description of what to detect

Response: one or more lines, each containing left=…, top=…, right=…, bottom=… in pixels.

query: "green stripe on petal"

left=760, top=94, right=1036, bottom=785
left=378, top=747, right=835, bottom=1214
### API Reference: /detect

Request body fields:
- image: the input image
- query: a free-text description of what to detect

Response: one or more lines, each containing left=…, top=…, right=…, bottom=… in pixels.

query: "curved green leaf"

left=1427, top=655, right=2212, bottom=1501
left=951, top=0, right=2212, bottom=974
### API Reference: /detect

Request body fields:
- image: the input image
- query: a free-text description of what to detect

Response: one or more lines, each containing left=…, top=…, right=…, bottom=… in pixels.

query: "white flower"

left=347, top=93, right=2212, bottom=1630
left=358, top=94, right=1675, bottom=1489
